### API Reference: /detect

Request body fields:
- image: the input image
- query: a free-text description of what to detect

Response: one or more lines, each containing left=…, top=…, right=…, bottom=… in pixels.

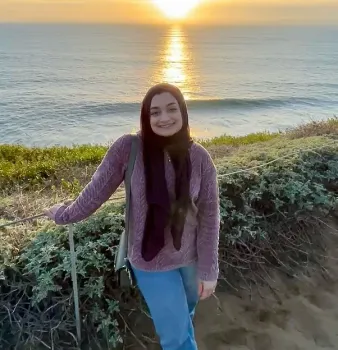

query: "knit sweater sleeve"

left=196, top=146, right=220, bottom=282
left=54, top=134, right=133, bottom=225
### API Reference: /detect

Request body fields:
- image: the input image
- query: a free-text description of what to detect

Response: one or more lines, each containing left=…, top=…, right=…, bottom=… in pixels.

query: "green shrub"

left=216, top=142, right=338, bottom=286
left=0, top=203, right=129, bottom=349
left=0, top=144, right=108, bottom=191
left=199, top=131, right=280, bottom=148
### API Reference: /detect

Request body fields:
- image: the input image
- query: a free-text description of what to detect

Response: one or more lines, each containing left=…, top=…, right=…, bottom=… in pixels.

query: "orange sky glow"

left=0, top=0, right=337, bottom=24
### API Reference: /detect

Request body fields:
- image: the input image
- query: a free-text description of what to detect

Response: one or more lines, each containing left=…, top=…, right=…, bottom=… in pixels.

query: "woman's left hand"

left=198, top=280, right=217, bottom=300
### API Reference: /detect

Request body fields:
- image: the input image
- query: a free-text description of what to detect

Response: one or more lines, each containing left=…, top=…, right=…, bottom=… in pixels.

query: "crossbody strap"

left=124, top=135, right=139, bottom=236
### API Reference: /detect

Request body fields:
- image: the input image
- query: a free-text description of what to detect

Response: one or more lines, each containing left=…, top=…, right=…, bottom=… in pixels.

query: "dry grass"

left=205, top=144, right=236, bottom=160
left=0, top=187, right=126, bottom=262
left=0, top=187, right=126, bottom=221
left=286, top=117, right=338, bottom=139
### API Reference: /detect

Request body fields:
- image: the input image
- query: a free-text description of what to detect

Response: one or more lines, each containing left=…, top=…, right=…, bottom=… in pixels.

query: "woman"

left=45, top=83, right=220, bottom=350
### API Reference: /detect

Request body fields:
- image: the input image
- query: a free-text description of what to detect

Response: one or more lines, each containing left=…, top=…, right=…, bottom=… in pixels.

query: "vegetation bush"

left=0, top=144, right=108, bottom=192
left=217, top=139, right=338, bottom=288
left=1, top=203, right=129, bottom=349
left=0, top=121, right=338, bottom=349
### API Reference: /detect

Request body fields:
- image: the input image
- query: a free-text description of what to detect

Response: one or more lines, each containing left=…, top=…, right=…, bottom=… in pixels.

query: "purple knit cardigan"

left=55, top=134, right=220, bottom=281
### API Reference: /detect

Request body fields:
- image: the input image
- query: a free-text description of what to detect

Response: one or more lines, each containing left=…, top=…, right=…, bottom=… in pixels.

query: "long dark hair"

left=140, top=83, right=193, bottom=260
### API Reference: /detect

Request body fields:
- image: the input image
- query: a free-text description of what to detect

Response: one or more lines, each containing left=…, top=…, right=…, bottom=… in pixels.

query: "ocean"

left=0, top=24, right=337, bottom=147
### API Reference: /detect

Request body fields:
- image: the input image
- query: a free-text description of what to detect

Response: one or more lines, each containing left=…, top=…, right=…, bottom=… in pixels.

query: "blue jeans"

left=131, top=265, right=199, bottom=350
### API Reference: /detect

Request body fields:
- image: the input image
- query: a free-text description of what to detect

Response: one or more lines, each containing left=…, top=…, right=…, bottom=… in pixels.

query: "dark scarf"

left=140, top=84, right=192, bottom=262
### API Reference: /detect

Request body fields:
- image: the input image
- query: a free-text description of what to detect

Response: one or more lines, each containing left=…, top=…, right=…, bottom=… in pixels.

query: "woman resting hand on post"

left=44, top=83, right=220, bottom=350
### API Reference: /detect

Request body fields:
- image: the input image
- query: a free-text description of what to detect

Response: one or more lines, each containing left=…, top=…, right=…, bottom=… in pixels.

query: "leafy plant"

left=217, top=144, right=338, bottom=287
left=1, top=203, right=128, bottom=349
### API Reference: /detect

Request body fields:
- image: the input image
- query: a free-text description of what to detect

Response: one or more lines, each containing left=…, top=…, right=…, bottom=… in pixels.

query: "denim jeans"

left=131, top=264, right=199, bottom=350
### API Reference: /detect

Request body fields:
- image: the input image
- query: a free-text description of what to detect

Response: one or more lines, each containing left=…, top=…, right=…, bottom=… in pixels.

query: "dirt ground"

left=194, top=253, right=338, bottom=350
left=127, top=235, right=338, bottom=350
left=195, top=273, right=338, bottom=350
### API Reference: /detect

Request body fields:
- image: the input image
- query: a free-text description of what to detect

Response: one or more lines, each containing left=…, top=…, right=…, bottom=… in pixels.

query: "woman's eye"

left=151, top=111, right=160, bottom=116
left=169, top=108, right=178, bottom=112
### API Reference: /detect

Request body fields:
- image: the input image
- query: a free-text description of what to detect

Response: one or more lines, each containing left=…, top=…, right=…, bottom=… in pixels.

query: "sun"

left=153, top=0, right=201, bottom=19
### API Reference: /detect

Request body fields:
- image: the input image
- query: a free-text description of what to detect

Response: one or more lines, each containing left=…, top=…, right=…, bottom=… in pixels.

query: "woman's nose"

left=159, top=111, right=171, bottom=122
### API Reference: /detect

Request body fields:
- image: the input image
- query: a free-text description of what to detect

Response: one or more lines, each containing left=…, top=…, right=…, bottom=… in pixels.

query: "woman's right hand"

left=44, top=200, right=73, bottom=221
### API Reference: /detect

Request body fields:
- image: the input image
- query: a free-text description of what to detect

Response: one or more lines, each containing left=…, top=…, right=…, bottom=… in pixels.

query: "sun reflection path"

left=159, top=27, right=196, bottom=100
left=164, top=29, right=185, bottom=83
left=150, top=27, right=207, bottom=137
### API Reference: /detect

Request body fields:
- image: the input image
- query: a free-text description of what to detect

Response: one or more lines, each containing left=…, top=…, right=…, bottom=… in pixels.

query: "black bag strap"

left=124, top=135, right=139, bottom=236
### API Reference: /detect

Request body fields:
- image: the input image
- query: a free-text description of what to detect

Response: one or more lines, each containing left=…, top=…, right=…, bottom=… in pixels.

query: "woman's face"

left=150, top=92, right=183, bottom=137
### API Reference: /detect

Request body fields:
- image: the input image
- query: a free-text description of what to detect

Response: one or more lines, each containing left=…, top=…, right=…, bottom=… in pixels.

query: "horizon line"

left=1, top=21, right=337, bottom=27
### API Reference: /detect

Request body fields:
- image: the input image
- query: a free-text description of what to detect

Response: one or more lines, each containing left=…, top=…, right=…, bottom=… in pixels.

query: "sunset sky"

left=1, top=0, right=338, bottom=25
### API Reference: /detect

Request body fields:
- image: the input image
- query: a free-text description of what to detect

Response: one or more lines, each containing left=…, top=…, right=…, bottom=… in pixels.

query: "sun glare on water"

left=153, top=0, right=201, bottom=19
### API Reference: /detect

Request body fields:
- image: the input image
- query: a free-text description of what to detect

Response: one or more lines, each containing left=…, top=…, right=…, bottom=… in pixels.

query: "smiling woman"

left=153, top=0, right=201, bottom=19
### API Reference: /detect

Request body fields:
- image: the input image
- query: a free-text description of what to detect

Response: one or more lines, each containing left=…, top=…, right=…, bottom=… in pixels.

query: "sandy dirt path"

left=195, top=267, right=338, bottom=350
